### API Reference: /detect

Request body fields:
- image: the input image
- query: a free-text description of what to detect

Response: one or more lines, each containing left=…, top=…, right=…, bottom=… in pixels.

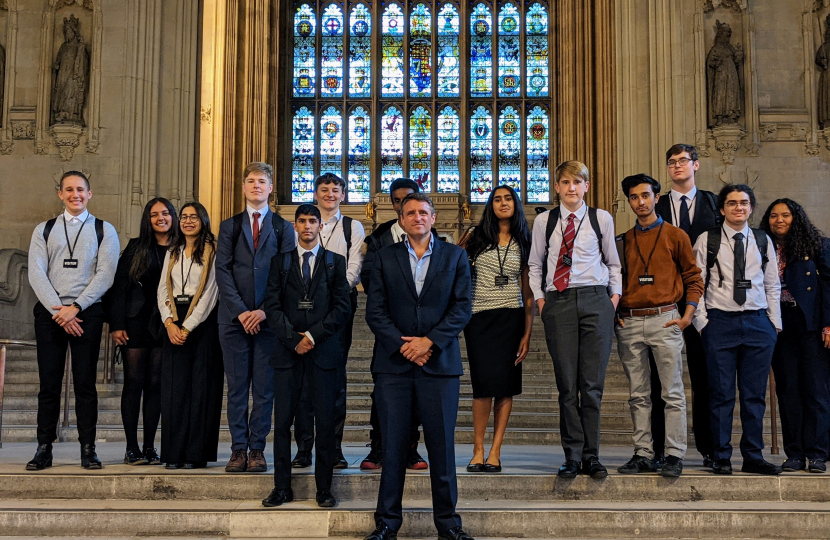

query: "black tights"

left=120, top=346, right=163, bottom=450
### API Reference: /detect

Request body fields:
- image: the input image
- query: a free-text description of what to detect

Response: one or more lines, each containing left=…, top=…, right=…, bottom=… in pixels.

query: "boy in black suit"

left=261, top=204, right=352, bottom=508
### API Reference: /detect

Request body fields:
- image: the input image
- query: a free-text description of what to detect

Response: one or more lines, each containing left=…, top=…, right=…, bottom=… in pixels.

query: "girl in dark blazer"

left=110, top=198, right=178, bottom=465
left=762, top=199, right=830, bottom=473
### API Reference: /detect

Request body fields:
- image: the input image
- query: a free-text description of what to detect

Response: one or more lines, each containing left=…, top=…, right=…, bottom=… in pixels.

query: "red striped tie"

left=552, top=214, right=575, bottom=292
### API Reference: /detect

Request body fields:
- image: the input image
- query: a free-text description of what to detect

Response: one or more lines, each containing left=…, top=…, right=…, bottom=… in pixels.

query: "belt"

left=781, top=300, right=797, bottom=308
left=618, top=304, right=677, bottom=318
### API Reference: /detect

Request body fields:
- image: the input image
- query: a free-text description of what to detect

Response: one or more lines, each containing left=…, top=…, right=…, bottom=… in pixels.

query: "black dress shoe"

left=165, top=462, right=182, bottom=469
left=25, top=443, right=53, bottom=471
left=262, top=487, right=294, bottom=507
left=466, top=460, right=485, bottom=472
left=438, top=526, right=475, bottom=540
left=742, top=459, right=783, bottom=475
left=582, top=457, right=608, bottom=479
left=81, top=444, right=103, bottom=470
left=808, top=459, right=826, bottom=473
left=782, top=457, right=805, bottom=472
left=712, top=459, right=732, bottom=475
left=291, top=451, right=312, bottom=468
left=363, top=521, right=397, bottom=540
left=483, top=459, right=502, bottom=473
left=333, top=449, right=348, bottom=469
left=143, top=447, right=162, bottom=465
left=182, top=461, right=207, bottom=469
left=316, top=489, right=337, bottom=507
left=124, top=448, right=148, bottom=465
left=702, top=455, right=714, bottom=468
left=557, top=460, right=580, bottom=478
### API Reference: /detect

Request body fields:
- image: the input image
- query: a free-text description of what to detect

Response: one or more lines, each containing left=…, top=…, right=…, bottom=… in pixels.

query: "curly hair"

left=760, top=198, right=824, bottom=261
left=466, top=185, right=532, bottom=268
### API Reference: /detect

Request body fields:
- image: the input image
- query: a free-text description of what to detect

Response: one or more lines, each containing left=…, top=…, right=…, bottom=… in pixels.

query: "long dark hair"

left=128, top=198, right=178, bottom=283
left=466, top=185, right=532, bottom=267
left=172, top=202, right=215, bottom=266
left=760, top=198, right=824, bottom=262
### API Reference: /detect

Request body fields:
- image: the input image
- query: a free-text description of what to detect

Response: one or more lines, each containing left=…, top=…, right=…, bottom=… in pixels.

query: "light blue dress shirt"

left=404, top=233, right=434, bottom=296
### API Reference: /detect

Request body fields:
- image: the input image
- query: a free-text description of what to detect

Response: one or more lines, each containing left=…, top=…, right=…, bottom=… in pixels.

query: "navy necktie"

left=733, top=232, right=746, bottom=306
left=679, top=195, right=691, bottom=234
left=302, top=251, right=312, bottom=289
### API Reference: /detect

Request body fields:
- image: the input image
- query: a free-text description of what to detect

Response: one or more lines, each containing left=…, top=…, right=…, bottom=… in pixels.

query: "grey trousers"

left=616, top=310, right=688, bottom=459
left=541, top=286, right=615, bottom=462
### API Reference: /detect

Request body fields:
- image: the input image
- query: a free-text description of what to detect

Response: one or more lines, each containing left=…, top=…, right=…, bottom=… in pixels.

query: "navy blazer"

left=216, top=210, right=296, bottom=326
left=783, top=238, right=830, bottom=332
left=655, top=189, right=719, bottom=245
left=366, top=237, right=472, bottom=376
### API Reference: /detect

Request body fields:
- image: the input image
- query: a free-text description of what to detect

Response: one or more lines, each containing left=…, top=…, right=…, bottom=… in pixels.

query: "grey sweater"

left=28, top=213, right=120, bottom=314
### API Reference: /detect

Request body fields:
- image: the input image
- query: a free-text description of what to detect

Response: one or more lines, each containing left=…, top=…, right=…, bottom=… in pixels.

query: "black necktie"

left=302, top=251, right=312, bottom=289
left=679, top=195, right=691, bottom=234
left=733, top=232, right=746, bottom=306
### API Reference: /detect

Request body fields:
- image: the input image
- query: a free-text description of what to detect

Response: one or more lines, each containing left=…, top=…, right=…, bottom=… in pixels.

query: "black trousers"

left=370, top=370, right=421, bottom=450
left=34, top=302, right=104, bottom=446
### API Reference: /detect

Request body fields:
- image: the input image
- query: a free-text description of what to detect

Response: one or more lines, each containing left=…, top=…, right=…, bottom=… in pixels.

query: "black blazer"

left=783, top=238, right=830, bottom=332
left=263, top=247, right=352, bottom=370
left=366, top=237, right=472, bottom=376
left=655, top=188, right=719, bottom=245
left=109, top=238, right=161, bottom=332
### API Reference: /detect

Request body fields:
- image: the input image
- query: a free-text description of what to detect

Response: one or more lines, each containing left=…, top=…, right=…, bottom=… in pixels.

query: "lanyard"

left=62, top=215, right=90, bottom=259
left=559, top=210, right=586, bottom=256
left=632, top=221, right=665, bottom=275
left=179, top=249, right=196, bottom=296
left=495, top=238, right=512, bottom=276
left=670, top=192, right=697, bottom=225
left=322, top=218, right=340, bottom=251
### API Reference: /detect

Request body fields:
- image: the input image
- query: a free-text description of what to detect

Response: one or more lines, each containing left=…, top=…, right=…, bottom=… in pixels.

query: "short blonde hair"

left=243, top=162, right=273, bottom=183
left=554, top=160, right=590, bottom=184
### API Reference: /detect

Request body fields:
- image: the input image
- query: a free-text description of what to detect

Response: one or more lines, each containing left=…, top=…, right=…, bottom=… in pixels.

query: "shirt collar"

left=298, top=242, right=321, bottom=258
left=559, top=202, right=587, bottom=222
left=323, top=210, right=342, bottom=224
left=723, top=222, right=750, bottom=240
left=63, top=209, right=89, bottom=224
left=635, top=215, right=663, bottom=232
left=391, top=220, right=405, bottom=241
left=404, top=233, right=435, bottom=255
left=670, top=186, right=697, bottom=203
left=246, top=205, right=268, bottom=221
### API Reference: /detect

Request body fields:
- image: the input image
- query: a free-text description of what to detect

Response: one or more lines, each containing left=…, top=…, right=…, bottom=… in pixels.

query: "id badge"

left=175, top=295, right=193, bottom=305
left=562, top=254, right=573, bottom=267
left=494, top=275, right=510, bottom=286
left=736, top=279, right=752, bottom=290
left=298, top=299, right=315, bottom=310
left=63, top=258, right=78, bottom=269
left=638, top=275, right=655, bottom=286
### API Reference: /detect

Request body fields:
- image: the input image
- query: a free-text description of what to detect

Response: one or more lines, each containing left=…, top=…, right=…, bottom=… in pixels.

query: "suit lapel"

left=256, top=211, right=275, bottom=251
left=657, top=196, right=673, bottom=225
left=241, top=212, right=255, bottom=252
left=395, top=245, right=419, bottom=299
left=417, top=238, right=442, bottom=299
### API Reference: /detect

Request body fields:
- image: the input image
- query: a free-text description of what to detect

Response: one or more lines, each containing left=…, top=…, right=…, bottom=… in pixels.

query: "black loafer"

left=782, top=457, right=805, bottom=472
left=81, top=444, right=103, bottom=470
left=316, top=489, right=337, bottom=507
left=124, top=448, right=148, bottom=465
left=363, top=521, right=397, bottom=540
left=808, top=459, right=827, bottom=473
left=742, top=459, right=782, bottom=475
left=438, top=526, right=475, bottom=540
left=291, top=451, right=312, bottom=468
left=712, top=459, right=732, bottom=475
left=25, top=444, right=53, bottom=471
left=143, top=447, right=162, bottom=465
left=262, top=487, right=294, bottom=507
left=582, top=457, right=608, bottom=479
left=466, top=460, right=485, bottom=472
left=557, top=460, right=580, bottom=478
left=182, top=461, right=207, bottom=469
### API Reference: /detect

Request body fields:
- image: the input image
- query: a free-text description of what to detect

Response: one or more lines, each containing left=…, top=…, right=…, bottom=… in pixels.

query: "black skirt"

left=463, top=307, right=524, bottom=399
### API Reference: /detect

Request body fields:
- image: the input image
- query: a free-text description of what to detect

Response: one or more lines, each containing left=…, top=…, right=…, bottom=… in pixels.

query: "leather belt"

left=618, top=304, right=678, bottom=318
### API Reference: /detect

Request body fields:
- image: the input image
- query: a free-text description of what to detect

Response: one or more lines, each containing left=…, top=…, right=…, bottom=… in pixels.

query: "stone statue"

left=0, top=42, right=5, bottom=127
left=816, top=15, right=830, bottom=130
left=707, top=21, right=744, bottom=128
left=51, top=15, right=89, bottom=126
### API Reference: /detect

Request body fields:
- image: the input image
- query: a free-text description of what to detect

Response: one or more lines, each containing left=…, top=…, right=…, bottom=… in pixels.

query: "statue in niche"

left=707, top=20, right=744, bottom=128
left=815, top=15, right=830, bottom=129
left=50, top=15, right=89, bottom=126
left=0, top=42, right=5, bottom=127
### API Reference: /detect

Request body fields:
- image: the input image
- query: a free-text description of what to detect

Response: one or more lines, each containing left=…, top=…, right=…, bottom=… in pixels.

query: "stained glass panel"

left=437, top=4, right=460, bottom=98
left=381, top=4, right=405, bottom=97
left=321, top=4, right=344, bottom=97
left=292, top=106, right=315, bottom=202
left=349, top=4, right=371, bottom=98
left=381, top=106, right=405, bottom=193
left=498, top=106, right=521, bottom=196
left=526, top=105, right=550, bottom=202
left=409, top=106, right=432, bottom=192
left=410, top=4, right=432, bottom=97
left=437, top=106, right=460, bottom=193
left=498, top=4, right=521, bottom=97
left=526, top=3, right=549, bottom=97
left=470, top=3, right=493, bottom=97
left=470, top=105, right=493, bottom=202
left=293, top=4, right=316, bottom=97
left=348, top=106, right=371, bottom=202
left=320, top=105, right=343, bottom=176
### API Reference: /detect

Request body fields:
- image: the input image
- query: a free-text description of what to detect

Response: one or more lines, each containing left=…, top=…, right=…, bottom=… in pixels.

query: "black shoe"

left=291, top=450, right=312, bottom=468
left=557, top=460, right=580, bottom=478
left=582, top=457, right=608, bottom=479
left=466, top=460, right=485, bottom=472
left=702, top=455, right=714, bottom=468
left=81, top=444, right=103, bottom=470
left=808, top=459, right=827, bottom=473
left=316, top=489, right=336, bottom=507
left=438, top=526, right=475, bottom=540
left=165, top=462, right=182, bottom=469
left=407, top=445, right=428, bottom=470
left=363, top=521, right=398, bottom=540
left=617, top=455, right=657, bottom=474
left=262, top=487, right=294, bottom=507
left=25, top=444, right=53, bottom=471
left=124, top=448, right=148, bottom=465
left=712, top=459, right=732, bottom=475
left=182, top=461, right=207, bottom=469
left=742, top=458, right=783, bottom=476
left=782, top=457, right=806, bottom=472
left=661, top=456, right=683, bottom=478
left=143, top=447, right=161, bottom=465
left=653, top=453, right=665, bottom=469
left=334, top=449, right=348, bottom=469
left=361, top=444, right=383, bottom=470
left=483, top=459, right=502, bottom=473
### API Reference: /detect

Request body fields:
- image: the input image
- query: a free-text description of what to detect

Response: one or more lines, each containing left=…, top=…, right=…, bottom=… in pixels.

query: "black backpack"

left=43, top=216, right=105, bottom=248
left=704, top=226, right=768, bottom=290
left=541, top=206, right=605, bottom=286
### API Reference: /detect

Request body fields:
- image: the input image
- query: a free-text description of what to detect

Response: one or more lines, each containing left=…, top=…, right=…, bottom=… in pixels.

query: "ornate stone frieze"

left=712, top=124, right=745, bottom=165
left=48, top=123, right=82, bottom=161
left=760, top=123, right=809, bottom=142
left=10, top=121, right=34, bottom=140
left=703, top=0, right=746, bottom=13
left=200, top=103, right=212, bottom=124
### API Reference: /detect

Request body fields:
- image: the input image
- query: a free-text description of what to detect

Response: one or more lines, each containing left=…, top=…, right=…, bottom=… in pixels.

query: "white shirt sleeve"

left=347, top=220, right=366, bottom=289
left=763, top=234, right=782, bottom=331
left=182, top=258, right=219, bottom=332
left=599, top=210, right=622, bottom=297
left=692, top=232, right=709, bottom=332
left=528, top=212, right=549, bottom=301
left=157, top=250, right=174, bottom=323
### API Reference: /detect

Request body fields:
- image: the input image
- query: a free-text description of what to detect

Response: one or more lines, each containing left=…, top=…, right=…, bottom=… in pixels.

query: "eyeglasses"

left=667, top=158, right=694, bottom=167
left=724, top=200, right=752, bottom=209
left=180, top=215, right=201, bottom=223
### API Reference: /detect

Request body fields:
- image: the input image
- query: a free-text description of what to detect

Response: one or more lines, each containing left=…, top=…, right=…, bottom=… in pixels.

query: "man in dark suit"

left=364, top=193, right=474, bottom=540
left=216, top=162, right=296, bottom=473
left=261, top=203, right=351, bottom=508
left=650, top=144, right=719, bottom=467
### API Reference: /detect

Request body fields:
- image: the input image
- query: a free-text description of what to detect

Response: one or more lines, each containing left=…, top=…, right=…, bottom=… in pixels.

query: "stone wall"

left=0, top=249, right=35, bottom=340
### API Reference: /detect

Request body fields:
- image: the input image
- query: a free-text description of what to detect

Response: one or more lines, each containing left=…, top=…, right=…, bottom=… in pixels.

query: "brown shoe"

left=225, top=449, right=247, bottom=472
left=248, top=449, right=268, bottom=473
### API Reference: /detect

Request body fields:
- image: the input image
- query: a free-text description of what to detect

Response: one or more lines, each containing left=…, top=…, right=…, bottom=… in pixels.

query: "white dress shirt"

left=692, top=223, right=782, bottom=332
left=63, top=209, right=90, bottom=224
left=390, top=221, right=406, bottom=243
left=295, top=243, right=321, bottom=345
left=246, top=205, right=268, bottom=232
left=669, top=186, right=698, bottom=225
left=157, top=247, right=219, bottom=332
left=318, top=210, right=365, bottom=289
left=528, top=202, right=622, bottom=300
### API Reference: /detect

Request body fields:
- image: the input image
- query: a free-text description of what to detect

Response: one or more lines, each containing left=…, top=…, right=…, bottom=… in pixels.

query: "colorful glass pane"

left=293, top=4, right=316, bottom=97
left=498, top=106, right=521, bottom=196
left=437, top=106, right=460, bottom=193
left=470, top=105, right=493, bottom=202
left=320, top=4, right=344, bottom=97
left=410, top=4, right=432, bottom=97
left=470, top=3, right=493, bottom=97
left=437, top=4, right=460, bottom=98
left=348, top=106, right=371, bottom=202
left=292, top=106, right=315, bottom=202
left=526, top=105, right=550, bottom=202
left=381, top=4, right=405, bottom=97
left=349, top=4, right=372, bottom=97
left=526, top=3, right=549, bottom=97
left=381, top=106, right=405, bottom=193
left=409, top=106, right=432, bottom=192
left=320, top=105, right=343, bottom=176
left=498, top=4, right=521, bottom=97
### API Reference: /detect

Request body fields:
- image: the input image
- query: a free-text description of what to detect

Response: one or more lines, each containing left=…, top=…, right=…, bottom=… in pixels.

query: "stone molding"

left=0, top=0, right=17, bottom=153
left=0, top=249, right=27, bottom=304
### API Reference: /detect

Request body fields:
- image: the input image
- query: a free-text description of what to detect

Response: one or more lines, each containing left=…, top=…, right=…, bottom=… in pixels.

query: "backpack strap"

left=587, top=206, right=605, bottom=263
left=752, top=228, right=769, bottom=273
left=271, top=213, right=284, bottom=251
left=705, top=226, right=725, bottom=290
left=342, top=215, right=353, bottom=264
left=94, top=218, right=105, bottom=247
left=541, top=207, right=559, bottom=288
left=615, top=233, right=627, bottom=277
left=42, top=217, right=58, bottom=245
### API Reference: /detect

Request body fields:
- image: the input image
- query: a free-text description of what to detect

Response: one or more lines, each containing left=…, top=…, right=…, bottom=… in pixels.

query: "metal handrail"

left=0, top=339, right=37, bottom=449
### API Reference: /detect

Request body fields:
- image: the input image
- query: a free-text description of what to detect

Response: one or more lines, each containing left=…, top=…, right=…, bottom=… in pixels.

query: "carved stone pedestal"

left=711, top=124, right=746, bottom=165
left=48, top=123, right=83, bottom=161
left=822, top=127, right=830, bottom=151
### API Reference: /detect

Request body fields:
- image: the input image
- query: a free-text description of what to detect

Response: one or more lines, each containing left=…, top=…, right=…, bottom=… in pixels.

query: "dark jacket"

left=655, top=188, right=719, bottom=245
left=108, top=238, right=162, bottom=332
left=366, top=238, right=472, bottom=376
left=783, top=238, right=830, bottom=332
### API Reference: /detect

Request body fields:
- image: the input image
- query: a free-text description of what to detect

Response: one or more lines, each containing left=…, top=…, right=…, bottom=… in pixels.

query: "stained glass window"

left=349, top=4, right=371, bottom=98
left=470, top=3, right=493, bottom=98
left=348, top=106, right=371, bottom=202
left=321, top=4, right=344, bottom=97
left=381, top=106, right=405, bottom=193
left=498, top=4, right=520, bottom=97
left=437, top=4, right=460, bottom=98
left=292, top=106, right=316, bottom=202
left=437, top=106, right=460, bottom=193
left=320, top=105, right=343, bottom=176
left=526, top=3, right=549, bottom=97
left=293, top=4, right=316, bottom=97
left=498, top=106, right=521, bottom=197
left=470, top=105, right=493, bottom=202
left=526, top=105, right=550, bottom=203
left=409, top=4, right=432, bottom=98
left=381, top=4, right=405, bottom=97
left=409, top=106, right=432, bottom=192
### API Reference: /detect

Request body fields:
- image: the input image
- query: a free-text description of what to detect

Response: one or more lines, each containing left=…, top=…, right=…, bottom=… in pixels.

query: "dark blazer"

left=783, top=238, right=830, bottom=332
left=216, top=210, right=296, bottom=326
left=366, top=237, right=472, bottom=376
left=263, top=247, right=352, bottom=370
left=655, top=188, right=719, bottom=245
left=108, top=238, right=164, bottom=332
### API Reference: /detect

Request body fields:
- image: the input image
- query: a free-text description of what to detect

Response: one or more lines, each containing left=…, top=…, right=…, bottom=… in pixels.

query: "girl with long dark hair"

left=461, top=185, right=534, bottom=472
left=761, top=198, right=830, bottom=473
left=110, top=198, right=178, bottom=465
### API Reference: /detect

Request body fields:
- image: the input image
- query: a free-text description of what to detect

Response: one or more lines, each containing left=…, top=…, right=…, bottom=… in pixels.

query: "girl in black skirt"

left=111, top=198, right=178, bottom=465
left=157, top=202, right=223, bottom=469
left=462, top=185, right=534, bottom=472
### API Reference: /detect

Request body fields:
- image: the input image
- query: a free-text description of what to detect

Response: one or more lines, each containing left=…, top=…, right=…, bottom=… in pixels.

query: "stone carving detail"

left=35, top=141, right=50, bottom=155
left=806, top=142, right=821, bottom=156
left=712, top=124, right=745, bottom=165
left=11, top=121, right=35, bottom=140
left=52, top=0, right=94, bottom=9
left=48, top=123, right=82, bottom=161
left=200, top=103, right=212, bottom=124
left=86, top=139, right=99, bottom=154
left=0, top=140, right=12, bottom=154
left=760, top=123, right=809, bottom=142
left=703, top=0, right=745, bottom=12
left=707, top=21, right=744, bottom=128
left=816, top=15, right=830, bottom=130
left=50, top=15, right=89, bottom=127
left=0, top=42, right=5, bottom=128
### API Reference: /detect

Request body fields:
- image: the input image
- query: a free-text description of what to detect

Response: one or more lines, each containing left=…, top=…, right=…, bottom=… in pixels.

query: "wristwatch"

left=71, top=302, right=82, bottom=311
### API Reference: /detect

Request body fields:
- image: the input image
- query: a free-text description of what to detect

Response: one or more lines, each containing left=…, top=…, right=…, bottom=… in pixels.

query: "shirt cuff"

left=304, top=331, right=315, bottom=345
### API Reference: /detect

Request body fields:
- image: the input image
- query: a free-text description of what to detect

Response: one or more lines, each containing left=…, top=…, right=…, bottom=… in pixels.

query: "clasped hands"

left=239, top=309, right=266, bottom=334
left=401, top=336, right=433, bottom=366
left=51, top=305, right=83, bottom=337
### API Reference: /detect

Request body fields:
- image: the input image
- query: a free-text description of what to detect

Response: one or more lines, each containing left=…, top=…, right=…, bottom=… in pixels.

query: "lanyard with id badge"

left=494, top=239, right=513, bottom=286
left=62, top=216, right=90, bottom=269
left=632, top=221, right=665, bottom=286
left=175, top=252, right=196, bottom=305
left=559, top=212, right=587, bottom=269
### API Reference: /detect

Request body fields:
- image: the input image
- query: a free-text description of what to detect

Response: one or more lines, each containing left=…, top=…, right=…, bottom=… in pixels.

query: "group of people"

left=22, top=142, right=830, bottom=540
